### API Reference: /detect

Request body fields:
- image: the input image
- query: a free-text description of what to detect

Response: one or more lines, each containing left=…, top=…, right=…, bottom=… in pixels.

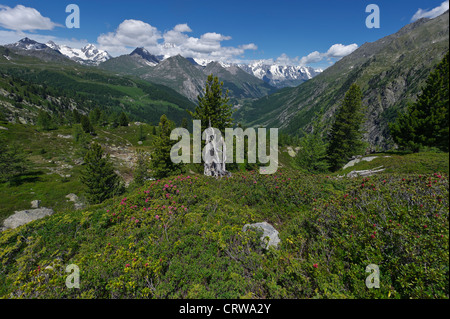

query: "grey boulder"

left=2, top=208, right=54, bottom=231
left=243, top=222, right=280, bottom=250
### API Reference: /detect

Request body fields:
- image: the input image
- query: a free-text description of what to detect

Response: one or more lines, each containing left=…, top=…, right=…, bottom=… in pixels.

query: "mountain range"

left=4, top=38, right=321, bottom=104
left=96, top=46, right=322, bottom=90
left=46, top=41, right=111, bottom=66
left=99, top=50, right=278, bottom=103
left=5, top=38, right=111, bottom=66
left=234, top=10, right=449, bottom=149
left=4, top=38, right=321, bottom=93
left=1, top=10, right=449, bottom=150
left=238, top=61, right=322, bottom=88
left=0, top=45, right=196, bottom=126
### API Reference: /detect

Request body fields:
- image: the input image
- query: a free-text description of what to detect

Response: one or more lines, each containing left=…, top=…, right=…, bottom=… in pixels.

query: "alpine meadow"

left=0, top=0, right=448, bottom=306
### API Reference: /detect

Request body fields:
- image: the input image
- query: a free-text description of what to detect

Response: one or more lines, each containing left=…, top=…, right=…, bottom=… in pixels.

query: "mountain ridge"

left=101, top=53, right=278, bottom=103
left=0, top=45, right=196, bottom=126
left=46, top=41, right=111, bottom=65
left=5, top=38, right=111, bottom=65
left=236, top=11, right=449, bottom=150
left=4, top=37, right=322, bottom=103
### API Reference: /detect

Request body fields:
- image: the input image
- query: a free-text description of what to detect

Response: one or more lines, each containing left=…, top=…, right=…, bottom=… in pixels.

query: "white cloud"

left=173, top=23, right=192, bottom=33
left=411, top=0, right=449, bottom=22
left=97, top=19, right=162, bottom=53
left=240, top=43, right=258, bottom=50
left=298, top=51, right=323, bottom=65
left=326, top=43, right=358, bottom=58
left=159, top=25, right=254, bottom=61
left=0, top=4, right=61, bottom=31
left=97, top=20, right=257, bottom=61
left=297, top=43, right=358, bottom=66
left=274, top=53, right=298, bottom=66
left=200, top=32, right=231, bottom=42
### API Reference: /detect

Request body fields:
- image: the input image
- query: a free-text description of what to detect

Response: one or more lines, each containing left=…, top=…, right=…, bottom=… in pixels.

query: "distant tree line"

left=1, top=67, right=195, bottom=128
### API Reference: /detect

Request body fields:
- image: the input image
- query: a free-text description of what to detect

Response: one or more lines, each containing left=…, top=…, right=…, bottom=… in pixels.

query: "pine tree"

left=0, top=138, right=27, bottom=183
left=110, top=112, right=119, bottom=128
left=0, top=110, right=6, bottom=124
left=150, top=114, right=184, bottom=179
left=188, top=74, right=233, bottom=133
left=133, top=149, right=150, bottom=186
left=296, top=115, right=329, bottom=173
left=327, top=84, right=366, bottom=171
left=37, top=110, right=53, bottom=131
left=89, top=107, right=101, bottom=125
left=119, top=112, right=129, bottom=127
left=72, top=124, right=84, bottom=143
left=390, top=52, right=449, bottom=152
left=72, top=109, right=81, bottom=124
left=80, top=115, right=95, bottom=135
left=80, top=143, right=123, bottom=204
left=181, top=117, right=188, bottom=129
left=138, top=125, right=146, bottom=142
left=98, top=110, right=109, bottom=127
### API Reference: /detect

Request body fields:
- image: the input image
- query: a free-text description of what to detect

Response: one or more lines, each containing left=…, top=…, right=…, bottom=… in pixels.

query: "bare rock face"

left=243, top=222, right=280, bottom=250
left=2, top=208, right=54, bottom=231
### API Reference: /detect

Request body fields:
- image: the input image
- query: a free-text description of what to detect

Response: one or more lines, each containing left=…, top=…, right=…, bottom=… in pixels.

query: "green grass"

left=0, top=122, right=159, bottom=224
left=339, top=151, right=449, bottom=176
left=0, top=169, right=85, bottom=224
left=0, top=147, right=448, bottom=299
left=1, top=122, right=448, bottom=299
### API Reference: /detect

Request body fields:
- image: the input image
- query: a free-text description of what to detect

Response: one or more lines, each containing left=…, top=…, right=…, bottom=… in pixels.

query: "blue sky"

left=0, top=0, right=448, bottom=68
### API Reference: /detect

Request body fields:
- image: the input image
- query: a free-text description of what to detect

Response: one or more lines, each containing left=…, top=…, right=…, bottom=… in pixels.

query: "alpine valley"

left=0, top=4, right=448, bottom=302
left=234, top=11, right=449, bottom=150
left=1, top=11, right=448, bottom=150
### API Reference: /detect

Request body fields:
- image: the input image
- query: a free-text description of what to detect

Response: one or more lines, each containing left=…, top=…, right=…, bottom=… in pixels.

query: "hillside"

left=98, top=51, right=160, bottom=77
left=100, top=54, right=277, bottom=104
left=139, top=55, right=208, bottom=102
left=0, top=46, right=196, bottom=126
left=0, top=153, right=448, bottom=299
left=235, top=11, right=449, bottom=149
left=0, top=122, right=161, bottom=225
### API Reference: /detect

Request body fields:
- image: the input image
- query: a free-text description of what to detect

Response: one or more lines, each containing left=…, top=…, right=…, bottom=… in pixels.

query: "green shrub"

left=0, top=167, right=447, bottom=299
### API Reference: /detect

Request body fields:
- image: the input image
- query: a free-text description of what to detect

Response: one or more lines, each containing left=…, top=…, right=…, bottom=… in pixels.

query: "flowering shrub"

left=0, top=167, right=448, bottom=299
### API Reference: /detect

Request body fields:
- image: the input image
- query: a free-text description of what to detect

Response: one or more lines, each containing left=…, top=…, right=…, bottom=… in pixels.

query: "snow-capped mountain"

left=46, top=41, right=111, bottom=65
left=7, top=37, right=49, bottom=51
left=192, top=58, right=232, bottom=68
left=238, top=61, right=323, bottom=88
left=188, top=58, right=321, bottom=88
left=129, top=47, right=160, bottom=66
left=5, top=38, right=111, bottom=65
left=4, top=38, right=68, bottom=62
